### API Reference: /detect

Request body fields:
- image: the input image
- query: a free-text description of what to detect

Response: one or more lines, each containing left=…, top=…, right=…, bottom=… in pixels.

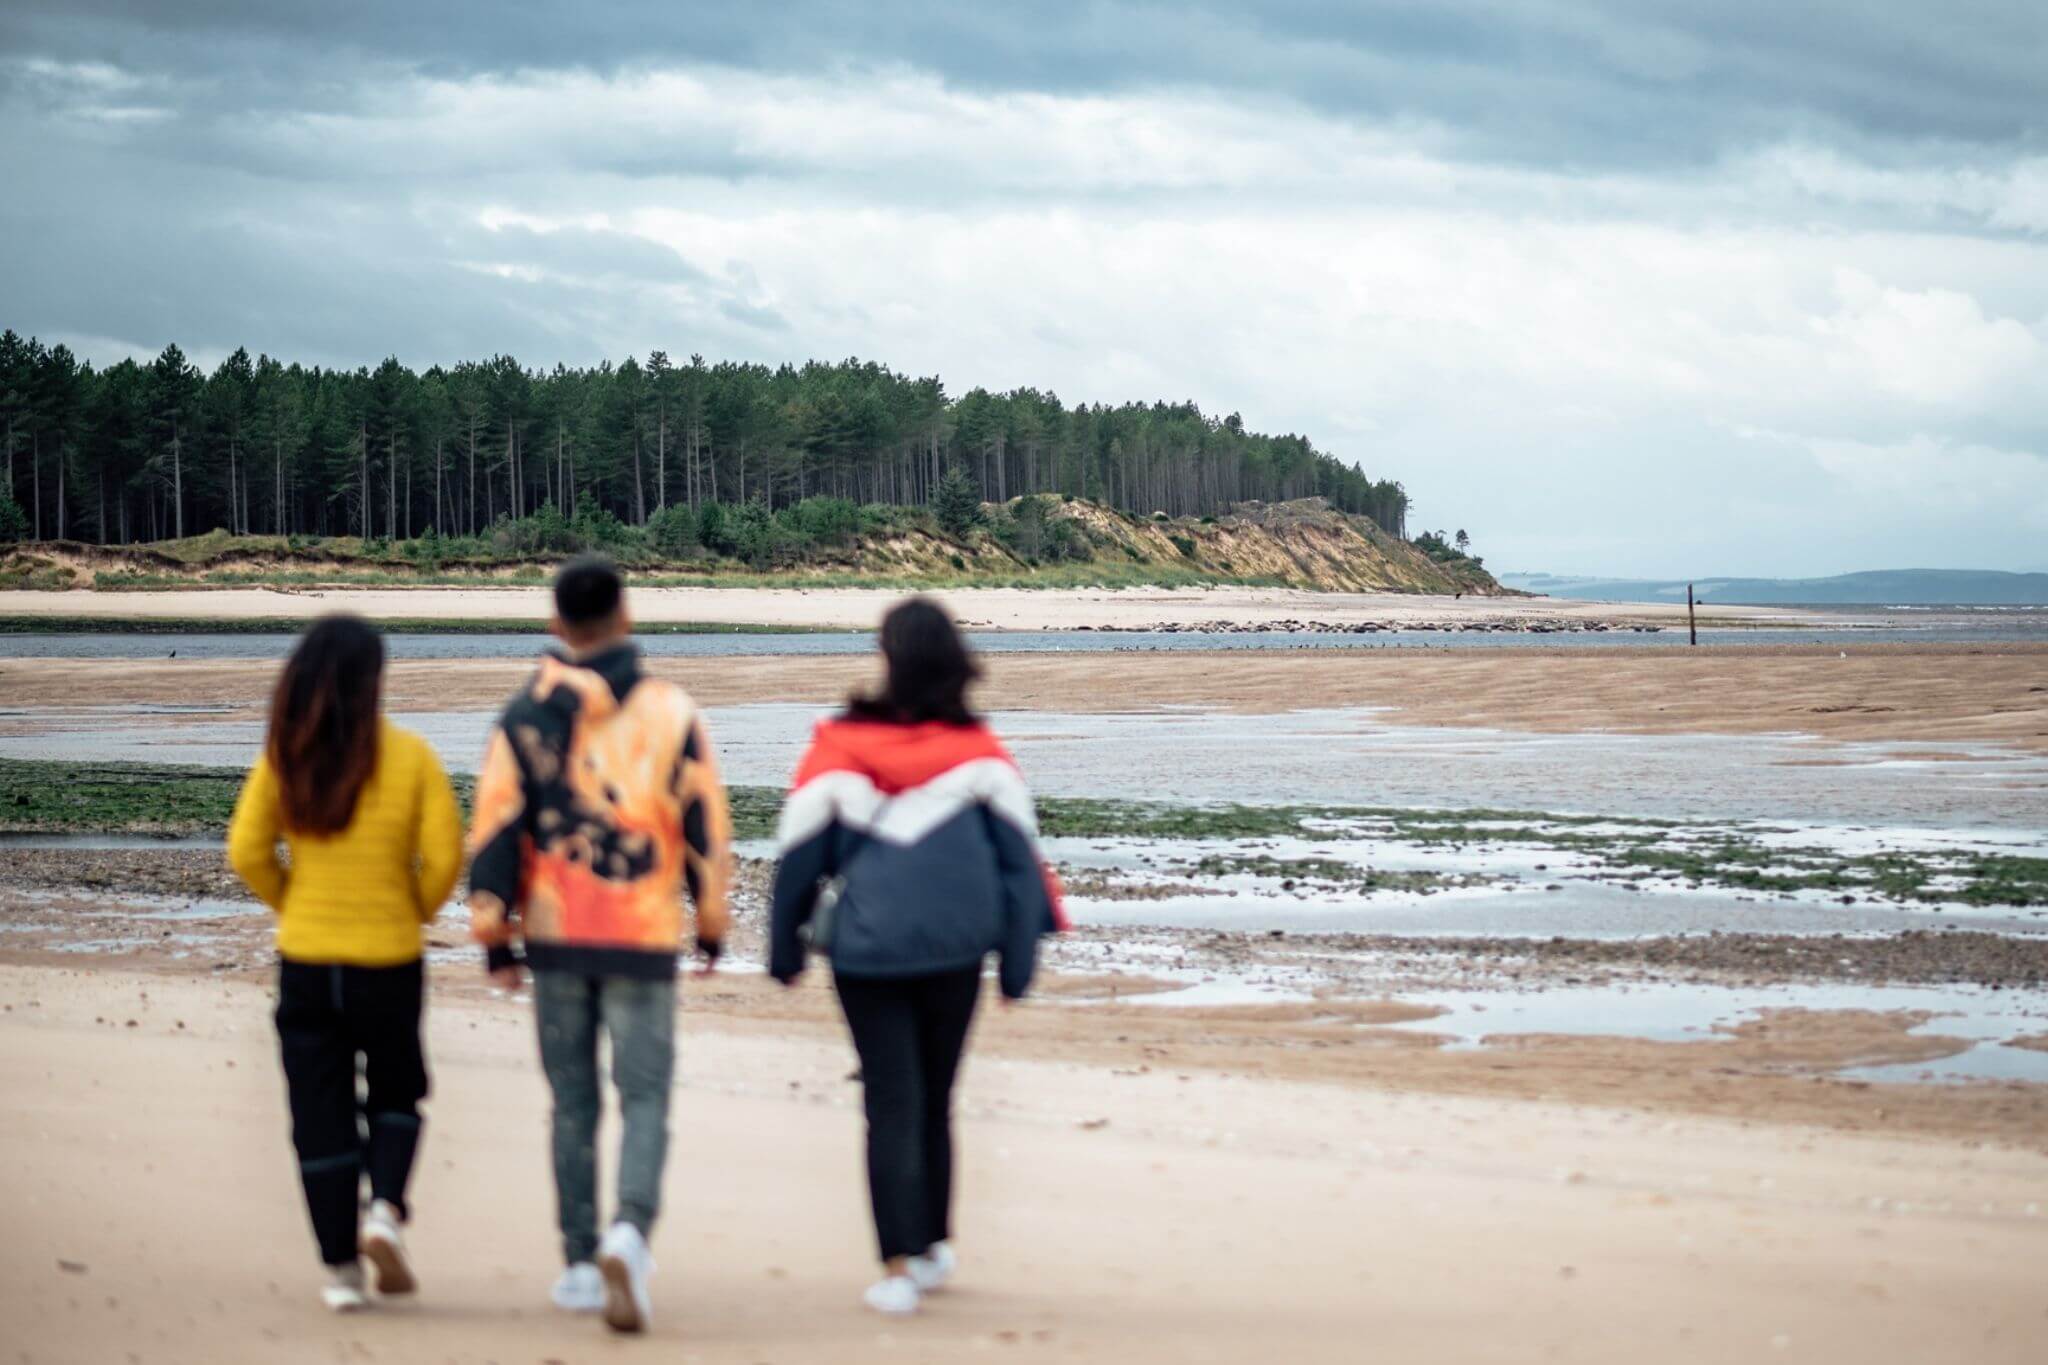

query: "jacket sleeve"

left=225, top=755, right=289, bottom=912
left=767, top=729, right=841, bottom=983
left=466, top=725, right=529, bottom=971
left=985, top=804, right=1053, bottom=1000
left=412, top=741, right=466, bottom=924
left=677, top=715, right=733, bottom=957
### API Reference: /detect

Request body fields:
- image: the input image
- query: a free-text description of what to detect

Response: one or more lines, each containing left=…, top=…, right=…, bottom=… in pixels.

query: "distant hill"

left=1500, top=568, right=2048, bottom=606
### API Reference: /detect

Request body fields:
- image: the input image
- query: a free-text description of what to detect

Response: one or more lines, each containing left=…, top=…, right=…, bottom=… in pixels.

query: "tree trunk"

left=32, top=430, right=41, bottom=539
left=171, top=419, right=183, bottom=539
left=633, top=429, right=645, bottom=524
left=467, top=420, right=477, bottom=534
left=55, top=441, right=65, bottom=539
left=359, top=421, right=369, bottom=538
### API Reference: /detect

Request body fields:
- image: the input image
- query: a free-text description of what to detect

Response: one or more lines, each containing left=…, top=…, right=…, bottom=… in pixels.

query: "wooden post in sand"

left=1688, top=583, right=1697, bottom=646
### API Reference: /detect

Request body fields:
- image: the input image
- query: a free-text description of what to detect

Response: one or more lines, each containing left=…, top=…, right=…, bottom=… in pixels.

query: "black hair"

left=267, top=614, right=385, bottom=835
left=846, top=596, right=982, bottom=726
left=554, top=556, right=624, bottom=632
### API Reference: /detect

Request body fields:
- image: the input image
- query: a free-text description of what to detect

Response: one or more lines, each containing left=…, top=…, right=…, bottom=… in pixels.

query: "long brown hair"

left=267, top=615, right=385, bottom=834
left=845, top=596, right=982, bottom=726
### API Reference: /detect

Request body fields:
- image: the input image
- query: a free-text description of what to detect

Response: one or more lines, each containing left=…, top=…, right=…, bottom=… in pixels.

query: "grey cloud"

left=0, top=129, right=771, bottom=371
left=4, top=1, right=2043, bottom=169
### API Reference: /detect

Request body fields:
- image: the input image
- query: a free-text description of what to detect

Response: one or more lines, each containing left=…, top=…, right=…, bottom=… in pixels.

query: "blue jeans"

left=534, top=972, right=676, bottom=1265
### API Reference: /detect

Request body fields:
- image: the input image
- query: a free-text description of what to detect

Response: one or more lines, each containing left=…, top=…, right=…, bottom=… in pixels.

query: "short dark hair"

left=554, top=557, right=624, bottom=631
left=846, top=596, right=982, bottom=726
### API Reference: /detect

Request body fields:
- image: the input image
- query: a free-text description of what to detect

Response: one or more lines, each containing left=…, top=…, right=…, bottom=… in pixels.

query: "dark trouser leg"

left=602, top=976, right=676, bottom=1239
left=834, top=974, right=926, bottom=1263
left=276, top=960, right=362, bottom=1266
left=351, top=959, right=429, bottom=1220
left=535, top=971, right=603, bottom=1266
left=911, top=966, right=982, bottom=1251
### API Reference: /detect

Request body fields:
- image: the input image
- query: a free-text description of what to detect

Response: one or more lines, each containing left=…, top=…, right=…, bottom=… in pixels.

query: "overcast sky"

left=3, top=1, right=2044, bottom=576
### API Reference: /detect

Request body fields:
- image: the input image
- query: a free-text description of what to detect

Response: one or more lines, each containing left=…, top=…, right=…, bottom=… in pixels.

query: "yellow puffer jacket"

left=227, top=720, right=465, bottom=967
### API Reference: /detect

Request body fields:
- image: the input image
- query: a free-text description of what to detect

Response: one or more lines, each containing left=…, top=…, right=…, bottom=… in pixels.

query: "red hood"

left=792, top=718, right=1015, bottom=795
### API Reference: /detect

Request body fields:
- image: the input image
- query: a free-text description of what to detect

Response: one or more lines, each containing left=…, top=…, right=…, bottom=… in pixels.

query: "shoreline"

left=0, top=583, right=1809, bottom=632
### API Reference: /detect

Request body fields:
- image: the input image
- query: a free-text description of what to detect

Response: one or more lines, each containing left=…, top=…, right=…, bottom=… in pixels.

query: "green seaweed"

left=1, top=757, right=2039, bottom=907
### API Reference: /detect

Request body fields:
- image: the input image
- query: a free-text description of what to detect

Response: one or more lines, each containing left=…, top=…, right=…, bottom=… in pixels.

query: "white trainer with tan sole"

left=863, top=1274, right=921, bottom=1316
left=321, top=1262, right=368, bottom=1313
left=597, top=1222, right=654, bottom=1334
left=359, top=1199, right=416, bottom=1296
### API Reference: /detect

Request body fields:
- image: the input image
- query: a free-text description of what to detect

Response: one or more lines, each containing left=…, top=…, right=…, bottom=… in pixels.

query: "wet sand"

left=4, top=869, right=2046, bottom=1147
left=5, top=641, right=2043, bottom=751
left=0, top=583, right=1797, bottom=630
left=2, top=960, right=2046, bottom=1364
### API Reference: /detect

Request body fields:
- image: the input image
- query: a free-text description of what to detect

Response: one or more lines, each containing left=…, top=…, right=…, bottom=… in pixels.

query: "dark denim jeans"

left=533, top=971, right=676, bottom=1265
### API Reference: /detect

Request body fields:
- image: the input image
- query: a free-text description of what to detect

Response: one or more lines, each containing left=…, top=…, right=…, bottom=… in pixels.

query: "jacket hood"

left=534, top=641, right=643, bottom=720
left=797, top=716, right=1011, bottom=796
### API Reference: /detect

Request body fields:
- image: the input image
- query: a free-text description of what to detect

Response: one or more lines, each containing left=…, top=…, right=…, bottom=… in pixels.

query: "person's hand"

left=489, top=964, right=525, bottom=992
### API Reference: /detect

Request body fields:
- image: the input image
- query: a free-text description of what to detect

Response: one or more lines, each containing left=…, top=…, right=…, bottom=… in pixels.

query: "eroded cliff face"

left=883, top=496, right=1502, bottom=593
left=2, top=497, right=1502, bottom=594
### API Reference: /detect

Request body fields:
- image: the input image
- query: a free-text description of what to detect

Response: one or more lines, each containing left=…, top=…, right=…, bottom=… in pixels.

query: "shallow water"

left=7, top=702, right=2044, bottom=829
left=1078, top=952, right=2048, bottom=1082
left=1061, top=882, right=2046, bottom=938
left=3, top=613, right=2044, bottom=660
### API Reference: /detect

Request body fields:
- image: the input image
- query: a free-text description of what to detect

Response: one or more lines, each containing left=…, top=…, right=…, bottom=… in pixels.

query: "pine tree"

left=933, top=464, right=983, bottom=539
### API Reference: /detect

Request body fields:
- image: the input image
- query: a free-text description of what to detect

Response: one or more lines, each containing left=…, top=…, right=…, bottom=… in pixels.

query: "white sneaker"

left=863, top=1274, right=921, bottom=1316
left=551, top=1261, right=605, bottom=1314
left=321, top=1262, right=368, bottom=1313
left=907, top=1241, right=956, bottom=1293
left=597, top=1222, right=654, bottom=1334
left=359, top=1200, right=416, bottom=1296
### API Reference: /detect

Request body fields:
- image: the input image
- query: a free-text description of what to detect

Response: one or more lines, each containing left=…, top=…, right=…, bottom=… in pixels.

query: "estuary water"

left=2, top=612, right=2044, bottom=661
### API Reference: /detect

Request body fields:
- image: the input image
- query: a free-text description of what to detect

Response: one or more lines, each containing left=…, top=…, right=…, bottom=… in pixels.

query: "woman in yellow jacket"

left=227, top=615, right=464, bottom=1313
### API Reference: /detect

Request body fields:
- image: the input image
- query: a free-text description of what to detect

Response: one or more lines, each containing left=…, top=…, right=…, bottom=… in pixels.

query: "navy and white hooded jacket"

left=769, top=716, right=1065, bottom=998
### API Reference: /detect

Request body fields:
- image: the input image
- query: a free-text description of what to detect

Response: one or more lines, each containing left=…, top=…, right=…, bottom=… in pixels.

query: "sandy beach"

left=5, top=640, right=2044, bottom=752
left=4, top=960, right=2046, bottom=1365
left=0, top=583, right=1794, bottom=631
left=4, top=586, right=2044, bottom=1362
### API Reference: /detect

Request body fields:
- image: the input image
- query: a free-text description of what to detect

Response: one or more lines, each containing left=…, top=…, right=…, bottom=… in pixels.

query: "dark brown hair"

left=267, top=615, right=385, bottom=834
left=846, top=596, right=982, bottom=726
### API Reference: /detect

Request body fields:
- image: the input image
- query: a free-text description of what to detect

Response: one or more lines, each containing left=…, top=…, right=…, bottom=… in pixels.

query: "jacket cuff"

left=485, top=944, right=522, bottom=973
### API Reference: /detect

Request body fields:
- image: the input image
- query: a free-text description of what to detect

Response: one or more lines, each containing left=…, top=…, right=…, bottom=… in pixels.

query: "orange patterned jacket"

left=467, top=642, right=731, bottom=979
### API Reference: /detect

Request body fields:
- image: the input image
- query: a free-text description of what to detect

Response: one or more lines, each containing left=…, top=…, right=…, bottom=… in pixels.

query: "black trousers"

left=275, top=958, right=429, bottom=1266
left=833, top=965, right=982, bottom=1263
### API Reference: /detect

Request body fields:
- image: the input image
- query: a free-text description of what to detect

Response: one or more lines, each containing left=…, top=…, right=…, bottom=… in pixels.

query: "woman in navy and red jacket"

left=770, top=596, right=1063, bottom=1317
